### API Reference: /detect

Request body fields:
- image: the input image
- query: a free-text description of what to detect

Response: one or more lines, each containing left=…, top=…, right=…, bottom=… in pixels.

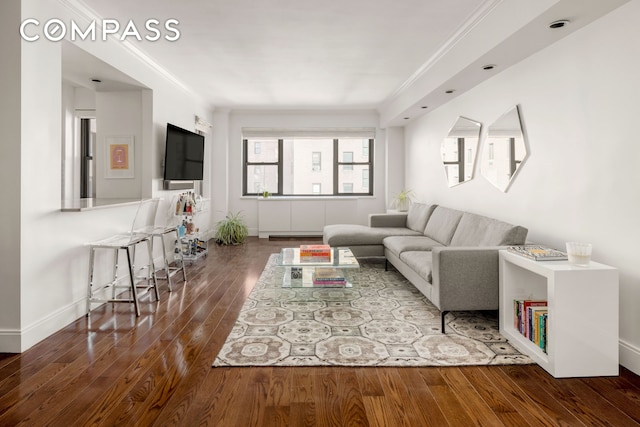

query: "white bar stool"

left=86, top=199, right=160, bottom=317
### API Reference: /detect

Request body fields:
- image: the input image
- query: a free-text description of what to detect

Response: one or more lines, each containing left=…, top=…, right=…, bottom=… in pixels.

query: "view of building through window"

left=244, top=136, right=372, bottom=196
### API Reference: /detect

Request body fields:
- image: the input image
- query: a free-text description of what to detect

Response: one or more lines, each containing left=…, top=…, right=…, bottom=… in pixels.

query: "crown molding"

left=385, top=0, right=503, bottom=104
left=56, top=0, right=195, bottom=96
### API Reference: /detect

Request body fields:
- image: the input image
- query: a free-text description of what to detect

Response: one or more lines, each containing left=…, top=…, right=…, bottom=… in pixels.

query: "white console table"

left=499, top=250, right=619, bottom=378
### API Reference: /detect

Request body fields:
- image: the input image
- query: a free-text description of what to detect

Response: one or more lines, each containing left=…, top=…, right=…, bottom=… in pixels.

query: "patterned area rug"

left=213, top=254, right=532, bottom=367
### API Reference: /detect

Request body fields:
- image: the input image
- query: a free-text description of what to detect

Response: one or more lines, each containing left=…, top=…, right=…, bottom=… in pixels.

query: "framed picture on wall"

left=105, top=135, right=134, bottom=179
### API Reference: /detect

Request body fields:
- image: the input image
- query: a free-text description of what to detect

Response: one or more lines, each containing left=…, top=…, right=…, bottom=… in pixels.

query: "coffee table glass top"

left=278, top=247, right=359, bottom=268
left=277, top=247, right=359, bottom=288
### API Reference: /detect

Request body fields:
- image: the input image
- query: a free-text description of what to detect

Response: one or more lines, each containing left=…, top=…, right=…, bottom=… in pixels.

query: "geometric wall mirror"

left=480, top=105, right=529, bottom=192
left=440, top=116, right=481, bottom=187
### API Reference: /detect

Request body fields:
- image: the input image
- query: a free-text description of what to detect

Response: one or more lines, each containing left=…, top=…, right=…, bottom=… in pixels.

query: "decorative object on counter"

left=566, top=242, right=592, bottom=266
left=390, top=189, right=415, bottom=211
left=215, top=211, right=249, bottom=245
left=262, top=190, right=270, bottom=198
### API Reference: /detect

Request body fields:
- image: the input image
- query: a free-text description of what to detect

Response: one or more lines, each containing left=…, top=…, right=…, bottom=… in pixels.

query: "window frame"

left=243, top=137, right=374, bottom=196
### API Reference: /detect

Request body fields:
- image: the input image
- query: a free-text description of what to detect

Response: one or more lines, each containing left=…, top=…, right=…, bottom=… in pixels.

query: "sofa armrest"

left=369, top=213, right=407, bottom=228
left=431, top=246, right=505, bottom=311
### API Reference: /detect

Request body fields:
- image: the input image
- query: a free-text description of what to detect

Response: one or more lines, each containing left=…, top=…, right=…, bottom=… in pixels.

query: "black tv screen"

left=163, top=123, right=205, bottom=181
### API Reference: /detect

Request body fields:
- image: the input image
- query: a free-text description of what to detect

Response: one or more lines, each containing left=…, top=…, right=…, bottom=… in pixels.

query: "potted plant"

left=392, top=189, right=415, bottom=212
left=215, top=211, right=249, bottom=245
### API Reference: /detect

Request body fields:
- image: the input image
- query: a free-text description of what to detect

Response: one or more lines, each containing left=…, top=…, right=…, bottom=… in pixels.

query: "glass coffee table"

left=277, top=247, right=359, bottom=288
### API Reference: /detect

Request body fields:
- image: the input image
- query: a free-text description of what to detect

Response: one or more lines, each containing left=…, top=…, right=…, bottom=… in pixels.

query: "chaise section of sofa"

left=323, top=203, right=437, bottom=257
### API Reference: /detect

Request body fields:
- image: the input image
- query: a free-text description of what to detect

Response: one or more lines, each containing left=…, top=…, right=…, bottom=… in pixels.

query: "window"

left=343, top=152, right=353, bottom=171
left=442, top=138, right=466, bottom=185
left=244, top=138, right=280, bottom=194
left=243, top=133, right=374, bottom=196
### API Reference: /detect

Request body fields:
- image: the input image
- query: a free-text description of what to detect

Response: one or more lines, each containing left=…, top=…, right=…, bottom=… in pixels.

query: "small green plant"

left=262, top=190, right=270, bottom=198
left=215, top=211, right=249, bottom=245
left=392, top=189, right=415, bottom=211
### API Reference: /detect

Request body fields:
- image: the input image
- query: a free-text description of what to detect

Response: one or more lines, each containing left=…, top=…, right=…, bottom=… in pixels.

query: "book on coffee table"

left=313, top=268, right=347, bottom=285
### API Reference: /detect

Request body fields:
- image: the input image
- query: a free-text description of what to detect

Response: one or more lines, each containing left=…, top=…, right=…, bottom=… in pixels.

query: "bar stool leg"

left=159, top=234, right=173, bottom=292
left=146, top=238, right=160, bottom=301
left=174, top=228, right=188, bottom=283
left=112, top=248, right=118, bottom=300
left=125, top=246, right=141, bottom=317
left=87, top=246, right=96, bottom=316
left=151, top=233, right=172, bottom=292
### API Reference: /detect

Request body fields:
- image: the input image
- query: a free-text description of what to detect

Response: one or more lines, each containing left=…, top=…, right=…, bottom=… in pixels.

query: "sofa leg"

left=385, top=259, right=388, bottom=271
left=441, top=311, right=448, bottom=333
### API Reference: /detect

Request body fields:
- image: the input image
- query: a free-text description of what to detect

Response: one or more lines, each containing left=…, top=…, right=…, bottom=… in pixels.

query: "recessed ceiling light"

left=91, top=78, right=102, bottom=83
left=445, top=89, right=455, bottom=94
left=482, top=64, right=496, bottom=70
left=549, top=19, right=570, bottom=29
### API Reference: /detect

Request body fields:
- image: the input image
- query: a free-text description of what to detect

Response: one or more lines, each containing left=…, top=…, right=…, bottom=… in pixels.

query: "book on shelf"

left=514, top=299, right=548, bottom=354
left=507, top=245, right=567, bottom=261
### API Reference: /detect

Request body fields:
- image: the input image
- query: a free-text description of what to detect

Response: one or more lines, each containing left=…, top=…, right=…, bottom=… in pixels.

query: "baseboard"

left=6, top=270, right=159, bottom=353
left=0, top=329, right=22, bottom=353
left=620, top=338, right=640, bottom=375
left=20, top=298, right=88, bottom=352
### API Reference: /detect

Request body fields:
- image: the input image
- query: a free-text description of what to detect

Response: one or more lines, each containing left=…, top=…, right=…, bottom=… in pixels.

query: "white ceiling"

left=65, top=0, right=630, bottom=125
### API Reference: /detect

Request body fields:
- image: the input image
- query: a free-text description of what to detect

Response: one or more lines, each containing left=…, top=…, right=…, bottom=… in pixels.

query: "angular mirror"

left=440, top=117, right=481, bottom=187
left=481, top=105, right=529, bottom=192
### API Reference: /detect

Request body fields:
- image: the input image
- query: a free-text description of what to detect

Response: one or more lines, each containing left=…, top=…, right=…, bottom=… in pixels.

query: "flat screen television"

left=163, top=123, right=205, bottom=181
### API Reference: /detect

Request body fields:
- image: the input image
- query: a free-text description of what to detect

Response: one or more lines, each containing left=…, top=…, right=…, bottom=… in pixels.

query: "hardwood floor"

left=1, top=237, right=640, bottom=426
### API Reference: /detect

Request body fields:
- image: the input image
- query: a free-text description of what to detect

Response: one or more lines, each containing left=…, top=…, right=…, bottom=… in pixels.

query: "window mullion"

left=278, top=139, right=283, bottom=195
left=333, top=139, right=339, bottom=195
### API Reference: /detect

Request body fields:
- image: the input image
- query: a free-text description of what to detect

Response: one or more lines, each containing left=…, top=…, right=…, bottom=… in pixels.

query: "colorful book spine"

left=514, top=299, right=548, bottom=354
left=300, top=244, right=331, bottom=258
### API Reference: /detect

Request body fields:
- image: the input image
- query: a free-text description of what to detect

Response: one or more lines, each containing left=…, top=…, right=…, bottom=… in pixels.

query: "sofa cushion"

left=423, top=206, right=464, bottom=245
left=450, top=212, right=529, bottom=246
left=382, top=235, right=442, bottom=257
left=323, top=224, right=422, bottom=247
left=405, top=203, right=437, bottom=233
left=399, top=251, right=433, bottom=283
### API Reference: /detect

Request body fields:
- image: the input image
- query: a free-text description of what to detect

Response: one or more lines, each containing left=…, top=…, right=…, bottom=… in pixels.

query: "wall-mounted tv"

left=163, top=123, right=205, bottom=181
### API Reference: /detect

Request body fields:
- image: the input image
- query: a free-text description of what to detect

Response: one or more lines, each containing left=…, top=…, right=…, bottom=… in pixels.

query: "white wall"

left=96, top=91, right=143, bottom=198
left=403, top=1, right=640, bottom=374
left=224, top=110, right=387, bottom=235
left=0, top=0, right=216, bottom=352
left=0, top=0, right=22, bottom=351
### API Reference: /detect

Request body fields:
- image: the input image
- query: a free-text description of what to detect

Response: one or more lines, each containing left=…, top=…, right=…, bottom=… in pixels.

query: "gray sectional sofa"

left=323, top=203, right=528, bottom=331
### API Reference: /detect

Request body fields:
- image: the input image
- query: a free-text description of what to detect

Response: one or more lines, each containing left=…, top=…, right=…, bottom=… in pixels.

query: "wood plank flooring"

left=1, top=237, right=639, bottom=426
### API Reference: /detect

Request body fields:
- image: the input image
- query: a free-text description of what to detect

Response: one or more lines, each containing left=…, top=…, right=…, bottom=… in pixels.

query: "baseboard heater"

left=268, top=235, right=323, bottom=241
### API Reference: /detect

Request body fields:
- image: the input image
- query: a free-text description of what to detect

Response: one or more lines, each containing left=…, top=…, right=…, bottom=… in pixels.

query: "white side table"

left=499, top=250, right=619, bottom=378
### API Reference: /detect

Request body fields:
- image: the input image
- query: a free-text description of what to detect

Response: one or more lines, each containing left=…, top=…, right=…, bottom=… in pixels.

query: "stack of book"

left=300, top=244, right=331, bottom=262
left=312, top=268, right=346, bottom=286
left=514, top=299, right=548, bottom=353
